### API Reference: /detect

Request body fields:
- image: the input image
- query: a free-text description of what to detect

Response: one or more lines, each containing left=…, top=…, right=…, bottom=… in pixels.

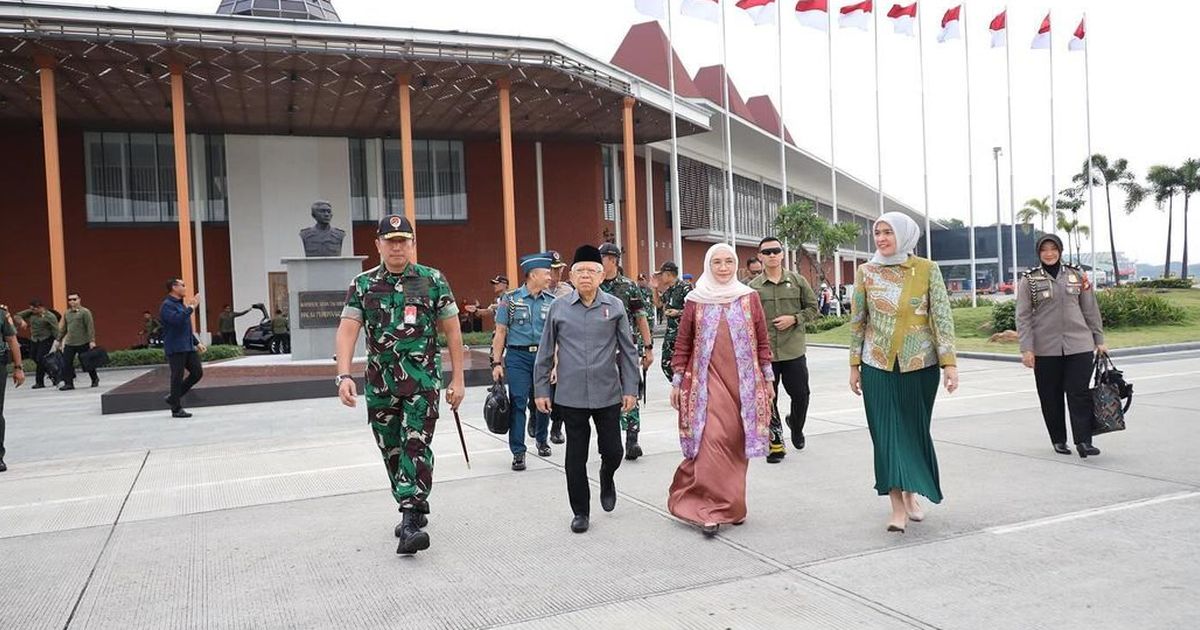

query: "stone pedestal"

left=281, top=256, right=367, bottom=361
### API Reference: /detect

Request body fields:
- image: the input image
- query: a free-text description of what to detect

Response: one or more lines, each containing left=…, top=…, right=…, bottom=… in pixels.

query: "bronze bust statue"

left=299, top=200, right=346, bottom=257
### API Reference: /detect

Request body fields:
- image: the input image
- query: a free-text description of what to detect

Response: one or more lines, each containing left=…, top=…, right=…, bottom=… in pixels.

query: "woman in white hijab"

left=667, top=243, right=774, bottom=536
left=847, top=212, right=959, bottom=533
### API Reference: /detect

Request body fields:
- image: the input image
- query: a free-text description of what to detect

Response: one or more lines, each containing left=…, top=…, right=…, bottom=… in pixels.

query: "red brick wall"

left=0, top=127, right=232, bottom=349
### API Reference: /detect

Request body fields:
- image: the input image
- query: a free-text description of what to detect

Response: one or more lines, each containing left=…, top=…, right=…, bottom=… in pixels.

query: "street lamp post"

left=993, top=147, right=1004, bottom=286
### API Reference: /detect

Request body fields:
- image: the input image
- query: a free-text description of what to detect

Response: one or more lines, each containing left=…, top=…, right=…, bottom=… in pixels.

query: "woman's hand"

left=1095, top=344, right=1109, bottom=356
left=942, top=366, right=959, bottom=394
left=849, top=366, right=862, bottom=396
left=1021, top=351, right=1035, bottom=369
left=670, top=386, right=681, bottom=410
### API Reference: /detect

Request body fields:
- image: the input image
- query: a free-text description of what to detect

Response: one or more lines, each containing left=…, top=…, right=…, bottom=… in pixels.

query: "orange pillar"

left=397, top=74, right=418, bottom=261
left=498, top=78, right=518, bottom=283
left=169, top=64, right=197, bottom=327
left=622, top=97, right=640, bottom=280
left=37, top=56, right=68, bottom=315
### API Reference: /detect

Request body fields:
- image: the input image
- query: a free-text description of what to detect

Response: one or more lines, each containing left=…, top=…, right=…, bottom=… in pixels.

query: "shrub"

left=438, top=331, right=495, bottom=348
left=949, top=296, right=994, bottom=309
left=1131, top=278, right=1194, bottom=289
left=991, top=300, right=1016, bottom=333
left=1096, top=287, right=1186, bottom=328
left=806, top=314, right=849, bottom=334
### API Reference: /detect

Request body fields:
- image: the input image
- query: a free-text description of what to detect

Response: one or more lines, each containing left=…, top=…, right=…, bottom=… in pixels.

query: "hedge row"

left=991, top=287, right=1186, bottom=333
left=20, top=344, right=244, bottom=373
left=1130, top=278, right=1194, bottom=289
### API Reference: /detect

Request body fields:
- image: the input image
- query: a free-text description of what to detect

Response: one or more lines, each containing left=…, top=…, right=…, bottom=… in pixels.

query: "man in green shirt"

left=1, top=305, right=27, bottom=472
left=598, top=243, right=654, bottom=461
left=216, top=305, right=251, bottom=345
left=748, top=236, right=820, bottom=463
left=15, top=299, right=59, bottom=388
left=56, top=292, right=98, bottom=390
left=652, top=261, right=690, bottom=382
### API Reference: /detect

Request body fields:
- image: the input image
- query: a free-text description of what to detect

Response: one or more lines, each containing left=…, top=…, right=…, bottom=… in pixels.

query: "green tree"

left=1056, top=188, right=1085, bottom=264
left=1018, top=196, right=1053, bottom=234
left=1072, top=154, right=1139, bottom=286
left=940, top=217, right=966, bottom=229
left=1179, top=159, right=1200, bottom=281
left=1134, top=165, right=1184, bottom=278
left=772, top=200, right=860, bottom=290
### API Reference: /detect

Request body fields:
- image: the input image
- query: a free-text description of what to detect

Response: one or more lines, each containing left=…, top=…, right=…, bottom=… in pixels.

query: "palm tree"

left=1073, top=154, right=1139, bottom=286
left=1056, top=213, right=1089, bottom=266
left=1179, top=159, right=1200, bottom=281
left=1141, top=165, right=1184, bottom=277
left=1056, top=188, right=1085, bottom=264
left=1018, top=196, right=1053, bottom=234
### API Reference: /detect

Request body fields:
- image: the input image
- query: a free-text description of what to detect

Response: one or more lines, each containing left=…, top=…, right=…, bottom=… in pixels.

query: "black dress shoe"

left=570, top=514, right=589, bottom=533
left=527, top=415, right=536, bottom=439
left=786, top=414, right=806, bottom=450
left=600, top=475, right=616, bottom=512
left=91, top=378, right=100, bottom=388
left=396, top=511, right=431, bottom=554
left=549, top=431, right=565, bottom=445
left=59, top=384, right=74, bottom=391
left=511, top=453, right=526, bottom=471
left=394, top=513, right=428, bottom=537
left=31, top=383, right=45, bottom=389
left=624, top=430, right=642, bottom=461
left=0, top=459, right=7, bottom=473
left=1076, top=443, right=1101, bottom=458
left=172, top=409, right=193, bottom=419
left=1052, top=443, right=1072, bottom=455
left=537, top=443, right=552, bottom=457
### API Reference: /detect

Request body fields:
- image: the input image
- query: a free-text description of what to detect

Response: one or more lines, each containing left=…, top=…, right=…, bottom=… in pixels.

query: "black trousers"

left=219, top=332, right=237, bottom=345
left=30, top=338, right=53, bottom=386
left=62, top=343, right=98, bottom=385
left=167, top=351, right=204, bottom=410
left=0, top=363, right=7, bottom=459
left=1034, top=352, right=1095, bottom=445
left=559, top=403, right=623, bottom=517
left=770, top=355, right=811, bottom=442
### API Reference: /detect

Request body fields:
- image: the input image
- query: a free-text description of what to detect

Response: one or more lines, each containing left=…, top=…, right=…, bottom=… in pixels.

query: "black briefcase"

left=78, top=347, right=111, bottom=371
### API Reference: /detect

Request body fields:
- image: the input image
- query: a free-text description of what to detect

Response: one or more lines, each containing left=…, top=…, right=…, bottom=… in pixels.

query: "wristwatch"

left=335, top=373, right=353, bottom=386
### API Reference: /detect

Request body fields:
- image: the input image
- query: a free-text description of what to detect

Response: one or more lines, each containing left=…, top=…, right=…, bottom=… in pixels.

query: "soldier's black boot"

left=624, top=429, right=642, bottom=461
left=396, top=510, right=430, bottom=555
left=550, top=419, right=565, bottom=444
left=394, top=512, right=428, bottom=537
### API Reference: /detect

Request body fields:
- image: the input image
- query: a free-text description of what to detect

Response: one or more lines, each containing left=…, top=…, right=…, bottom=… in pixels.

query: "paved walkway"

left=2, top=348, right=1198, bottom=629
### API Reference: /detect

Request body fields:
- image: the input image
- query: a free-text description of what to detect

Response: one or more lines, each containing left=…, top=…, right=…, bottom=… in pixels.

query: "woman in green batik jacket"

left=848, top=212, right=959, bottom=534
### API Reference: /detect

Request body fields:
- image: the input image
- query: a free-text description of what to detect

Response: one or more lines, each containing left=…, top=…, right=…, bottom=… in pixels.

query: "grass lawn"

left=808, top=288, right=1200, bottom=354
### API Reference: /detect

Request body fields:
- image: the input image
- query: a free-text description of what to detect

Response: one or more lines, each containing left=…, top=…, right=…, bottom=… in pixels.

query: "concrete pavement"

left=2, top=348, right=1198, bottom=629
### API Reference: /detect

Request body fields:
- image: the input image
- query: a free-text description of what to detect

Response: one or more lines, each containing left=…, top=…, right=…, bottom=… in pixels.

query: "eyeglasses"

left=759, top=247, right=783, bottom=256
left=67, top=297, right=80, bottom=302
left=572, top=267, right=603, bottom=276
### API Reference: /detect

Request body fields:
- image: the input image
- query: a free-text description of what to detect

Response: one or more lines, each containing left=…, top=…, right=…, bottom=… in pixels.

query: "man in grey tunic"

left=534, top=245, right=639, bottom=534
left=299, top=200, right=346, bottom=257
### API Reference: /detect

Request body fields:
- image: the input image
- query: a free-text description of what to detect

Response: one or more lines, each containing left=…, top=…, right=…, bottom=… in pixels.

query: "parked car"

left=242, top=303, right=291, bottom=354
left=997, top=281, right=1014, bottom=295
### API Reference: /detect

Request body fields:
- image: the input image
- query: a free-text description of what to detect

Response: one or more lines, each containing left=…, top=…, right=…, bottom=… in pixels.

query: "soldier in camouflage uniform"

left=336, top=214, right=466, bottom=556
left=597, top=243, right=654, bottom=461
left=653, top=261, right=691, bottom=382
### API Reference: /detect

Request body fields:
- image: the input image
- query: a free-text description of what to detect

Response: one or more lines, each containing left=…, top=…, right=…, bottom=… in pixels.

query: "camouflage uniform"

left=659, top=280, right=692, bottom=381
left=342, top=263, right=458, bottom=514
left=600, top=274, right=648, bottom=433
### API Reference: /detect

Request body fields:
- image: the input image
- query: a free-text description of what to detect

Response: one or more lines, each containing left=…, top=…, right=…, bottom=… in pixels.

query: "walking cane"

left=447, top=388, right=471, bottom=469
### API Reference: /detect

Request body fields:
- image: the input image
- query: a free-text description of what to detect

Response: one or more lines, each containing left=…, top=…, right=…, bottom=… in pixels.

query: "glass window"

left=83, top=132, right=226, bottom=224
left=361, top=138, right=468, bottom=222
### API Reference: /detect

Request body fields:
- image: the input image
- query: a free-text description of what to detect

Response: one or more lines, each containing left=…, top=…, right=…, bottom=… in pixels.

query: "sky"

left=53, top=0, right=1200, bottom=266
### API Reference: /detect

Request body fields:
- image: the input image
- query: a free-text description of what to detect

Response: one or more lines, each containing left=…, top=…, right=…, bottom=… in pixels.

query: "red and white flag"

left=839, top=0, right=872, bottom=30
left=1068, top=17, right=1086, bottom=51
left=736, top=0, right=778, bottom=26
left=794, top=0, right=829, bottom=31
left=937, top=5, right=961, bottom=42
left=634, top=0, right=668, bottom=20
left=886, top=3, right=916, bottom=37
left=988, top=9, right=1006, bottom=48
left=682, top=0, right=721, bottom=22
left=1031, top=13, right=1051, bottom=49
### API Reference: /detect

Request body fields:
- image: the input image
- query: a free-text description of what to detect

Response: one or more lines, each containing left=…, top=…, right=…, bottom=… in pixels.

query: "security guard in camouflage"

left=598, top=242, right=654, bottom=460
left=336, top=214, right=466, bottom=556
left=654, top=261, right=691, bottom=381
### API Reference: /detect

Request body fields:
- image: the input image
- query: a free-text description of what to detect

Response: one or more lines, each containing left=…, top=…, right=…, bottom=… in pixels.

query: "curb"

left=808, top=341, right=1200, bottom=363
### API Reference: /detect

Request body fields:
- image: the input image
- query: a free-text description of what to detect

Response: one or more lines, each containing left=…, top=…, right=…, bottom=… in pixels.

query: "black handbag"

left=78, top=347, right=111, bottom=371
left=1090, top=354, right=1132, bottom=435
left=483, top=377, right=511, bottom=435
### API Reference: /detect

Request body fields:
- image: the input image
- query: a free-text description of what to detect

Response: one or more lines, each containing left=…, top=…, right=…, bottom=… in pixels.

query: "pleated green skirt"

left=861, top=364, right=943, bottom=504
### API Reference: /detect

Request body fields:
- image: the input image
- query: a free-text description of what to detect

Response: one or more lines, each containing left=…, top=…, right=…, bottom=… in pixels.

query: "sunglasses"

left=759, top=247, right=783, bottom=256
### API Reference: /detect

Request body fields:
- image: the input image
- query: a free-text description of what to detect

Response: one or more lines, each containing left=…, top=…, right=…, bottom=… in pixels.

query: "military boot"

left=549, top=418, right=565, bottom=444
left=394, top=512, right=428, bottom=538
left=624, top=429, right=643, bottom=461
left=395, top=510, right=431, bottom=555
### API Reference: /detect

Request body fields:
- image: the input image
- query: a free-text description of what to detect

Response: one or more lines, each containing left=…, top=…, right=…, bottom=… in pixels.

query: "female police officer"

left=1016, top=234, right=1107, bottom=458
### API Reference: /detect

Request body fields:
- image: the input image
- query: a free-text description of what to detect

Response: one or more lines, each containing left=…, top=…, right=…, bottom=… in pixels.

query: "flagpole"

left=1083, top=13, right=1096, bottom=276
left=720, top=0, right=737, bottom=246
left=916, top=2, right=931, bottom=258
left=872, top=0, right=884, bottom=216
left=1049, top=9, right=1057, bottom=237
left=964, top=2, right=977, bottom=307
left=667, top=0, right=684, bottom=272
left=828, top=2, right=842, bottom=313
left=776, top=0, right=787, bottom=248
left=1006, top=6, right=1017, bottom=282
